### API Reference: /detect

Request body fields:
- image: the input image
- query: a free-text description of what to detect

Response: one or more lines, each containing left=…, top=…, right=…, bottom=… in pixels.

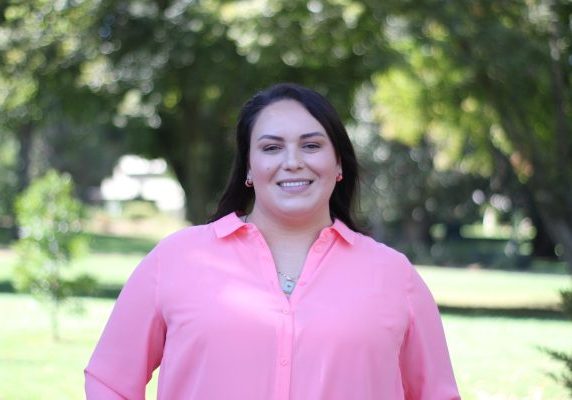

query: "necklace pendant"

left=282, top=279, right=295, bottom=295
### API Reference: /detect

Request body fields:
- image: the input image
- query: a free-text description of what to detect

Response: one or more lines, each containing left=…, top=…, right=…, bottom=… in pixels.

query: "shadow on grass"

left=0, top=228, right=157, bottom=254
left=86, top=232, right=157, bottom=254
left=439, top=305, right=566, bottom=321
left=0, top=279, right=566, bottom=321
left=0, top=280, right=123, bottom=300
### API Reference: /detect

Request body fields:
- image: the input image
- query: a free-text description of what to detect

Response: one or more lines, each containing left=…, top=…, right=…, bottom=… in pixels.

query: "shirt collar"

left=329, top=218, right=356, bottom=245
left=212, top=212, right=248, bottom=238
left=212, top=212, right=356, bottom=245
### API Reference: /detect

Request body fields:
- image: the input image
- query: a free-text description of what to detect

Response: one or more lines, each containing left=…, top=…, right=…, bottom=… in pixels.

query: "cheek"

left=250, top=159, right=276, bottom=180
left=316, top=156, right=340, bottom=177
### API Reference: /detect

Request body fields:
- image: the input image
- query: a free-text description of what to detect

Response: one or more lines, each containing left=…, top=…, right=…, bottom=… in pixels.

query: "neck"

left=247, top=208, right=333, bottom=245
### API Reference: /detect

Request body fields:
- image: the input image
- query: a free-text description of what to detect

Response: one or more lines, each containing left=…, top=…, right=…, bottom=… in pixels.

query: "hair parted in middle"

left=209, top=82, right=362, bottom=232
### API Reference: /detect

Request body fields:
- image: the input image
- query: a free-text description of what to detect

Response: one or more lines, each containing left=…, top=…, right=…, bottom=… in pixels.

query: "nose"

left=283, top=147, right=303, bottom=170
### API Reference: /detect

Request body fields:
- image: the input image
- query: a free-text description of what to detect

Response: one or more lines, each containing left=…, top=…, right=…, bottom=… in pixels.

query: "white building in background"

left=100, top=155, right=186, bottom=217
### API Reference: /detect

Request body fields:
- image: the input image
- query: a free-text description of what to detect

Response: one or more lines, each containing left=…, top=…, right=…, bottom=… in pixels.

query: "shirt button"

left=299, top=281, right=307, bottom=286
left=282, top=309, right=289, bottom=314
left=280, top=359, right=288, bottom=366
left=314, top=245, right=324, bottom=252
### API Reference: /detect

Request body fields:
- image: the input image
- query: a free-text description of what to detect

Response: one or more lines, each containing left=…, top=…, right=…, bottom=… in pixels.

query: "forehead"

left=251, top=100, right=326, bottom=139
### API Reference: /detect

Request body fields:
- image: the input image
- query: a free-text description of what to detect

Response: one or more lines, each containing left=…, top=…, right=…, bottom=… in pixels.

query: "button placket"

left=274, top=306, right=294, bottom=400
left=249, top=227, right=294, bottom=400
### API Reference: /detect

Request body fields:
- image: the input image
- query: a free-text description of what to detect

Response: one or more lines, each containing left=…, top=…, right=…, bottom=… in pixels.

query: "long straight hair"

left=209, top=83, right=362, bottom=232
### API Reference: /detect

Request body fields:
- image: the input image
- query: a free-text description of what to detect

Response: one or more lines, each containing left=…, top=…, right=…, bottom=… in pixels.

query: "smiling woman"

left=85, top=83, right=461, bottom=400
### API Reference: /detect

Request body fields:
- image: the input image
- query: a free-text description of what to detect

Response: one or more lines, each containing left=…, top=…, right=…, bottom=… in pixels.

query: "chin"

left=275, top=203, right=328, bottom=220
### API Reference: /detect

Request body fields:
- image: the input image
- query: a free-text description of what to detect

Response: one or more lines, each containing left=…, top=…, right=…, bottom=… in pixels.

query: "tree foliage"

left=352, top=90, right=488, bottom=261
left=76, top=0, right=397, bottom=223
left=1, top=0, right=571, bottom=270
left=0, top=0, right=124, bottom=212
left=368, top=0, right=572, bottom=269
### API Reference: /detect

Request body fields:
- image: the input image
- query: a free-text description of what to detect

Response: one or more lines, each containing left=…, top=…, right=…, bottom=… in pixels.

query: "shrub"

left=545, top=286, right=572, bottom=396
left=12, top=169, right=95, bottom=340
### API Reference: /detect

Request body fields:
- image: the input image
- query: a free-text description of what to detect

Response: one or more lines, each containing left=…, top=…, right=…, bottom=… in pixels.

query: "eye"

left=262, top=144, right=281, bottom=152
left=303, top=142, right=321, bottom=150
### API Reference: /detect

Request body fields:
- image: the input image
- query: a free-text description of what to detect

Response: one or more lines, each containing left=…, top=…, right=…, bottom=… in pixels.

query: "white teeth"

left=279, top=180, right=311, bottom=187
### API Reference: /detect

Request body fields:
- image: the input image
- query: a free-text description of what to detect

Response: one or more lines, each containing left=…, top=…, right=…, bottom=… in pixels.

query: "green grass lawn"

left=0, top=293, right=570, bottom=399
left=0, top=294, right=159, bottom=400
left=2, top=249, right=569, bottom=310
left=418, top=265, right=570, bottom=310
left=446, top=315, right=571, bottom=399
left=1, top=229, right=571, bottom=399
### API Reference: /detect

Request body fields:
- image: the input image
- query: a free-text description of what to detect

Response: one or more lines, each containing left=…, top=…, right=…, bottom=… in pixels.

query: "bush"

left=561, top=288, right=572, bottom=319
left=12, top=169, right=95, bottom=340
left=545, top=286, right=572, bottom=396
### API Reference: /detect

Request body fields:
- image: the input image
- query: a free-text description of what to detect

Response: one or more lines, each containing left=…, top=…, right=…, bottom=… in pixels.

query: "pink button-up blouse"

left=85, top=212, right=460, bottom=399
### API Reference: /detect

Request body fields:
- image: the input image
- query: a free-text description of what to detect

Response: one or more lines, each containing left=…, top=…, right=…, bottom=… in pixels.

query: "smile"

left=277, top=180, right=313, bottom=188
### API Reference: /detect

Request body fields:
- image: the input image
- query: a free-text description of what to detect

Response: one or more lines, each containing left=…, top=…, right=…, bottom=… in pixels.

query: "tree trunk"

left=157, top=100, right=234, bottom=225
left=15, top=122, right=34, bottom=193
left=12, top=122, right=34, bottom=239
left=537, top=209, right=572, bottom=274
left=533, top=179, right=572, bottom=274
left=51, top=298, right=60, bottom=342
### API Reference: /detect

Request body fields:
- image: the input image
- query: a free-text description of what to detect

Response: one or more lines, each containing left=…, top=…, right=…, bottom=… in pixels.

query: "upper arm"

left=399, top=263, right=460, bottom=400
left=85, top=247, right=166, bottom=399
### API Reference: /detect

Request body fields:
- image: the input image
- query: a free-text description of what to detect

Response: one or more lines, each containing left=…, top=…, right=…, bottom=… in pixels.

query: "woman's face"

left=248, top=100, right=341, bottom=222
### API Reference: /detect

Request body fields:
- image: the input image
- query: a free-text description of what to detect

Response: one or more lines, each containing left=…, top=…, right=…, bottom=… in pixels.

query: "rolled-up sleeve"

left=399, top=264, right=461, bottom=400
left=85, top=247, right=166, bottom=399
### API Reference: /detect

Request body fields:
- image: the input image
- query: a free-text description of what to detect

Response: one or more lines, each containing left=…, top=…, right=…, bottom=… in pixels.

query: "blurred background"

left=0, top=0, right=571, bottom=398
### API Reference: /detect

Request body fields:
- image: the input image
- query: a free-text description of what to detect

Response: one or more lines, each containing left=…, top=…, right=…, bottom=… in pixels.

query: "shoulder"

left=152, top=222, right=217, bottom=254
left=344, top=232, right=415, bottom=287
left=353, top=233, right=411, bottom=267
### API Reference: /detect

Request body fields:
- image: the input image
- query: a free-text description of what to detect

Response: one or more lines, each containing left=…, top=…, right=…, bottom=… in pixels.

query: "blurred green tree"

left=0, top=1, right=124, bottom=224
left=82, top=0, right=395, bottom=223
left=367, top=0, right=572, bottom=270
left=13, top=170, right=95, bottom=341
left=351, top=90, right=488, bottom=262
left=1, top=0, right=570, bottom=273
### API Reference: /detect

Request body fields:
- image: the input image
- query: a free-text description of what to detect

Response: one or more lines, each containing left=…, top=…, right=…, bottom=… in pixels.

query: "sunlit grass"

left=1, top=220, right=570, bottom=399
left=444, top=314, right=571, bottom=399
left=418, top=265, right=570, bottom=310
left=2, top=252, right=567, bottom=310
left=0, top=293, right=570, bottom=399
left=0, top=294, right=159, bottom=400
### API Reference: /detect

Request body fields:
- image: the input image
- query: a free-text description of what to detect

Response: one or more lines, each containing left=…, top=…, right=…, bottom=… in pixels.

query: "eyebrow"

left=256, top=132, right=326, bottom=141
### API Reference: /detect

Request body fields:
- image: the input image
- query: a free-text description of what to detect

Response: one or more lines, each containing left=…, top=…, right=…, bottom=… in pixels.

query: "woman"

left=85, top=83, right=460, bottom=399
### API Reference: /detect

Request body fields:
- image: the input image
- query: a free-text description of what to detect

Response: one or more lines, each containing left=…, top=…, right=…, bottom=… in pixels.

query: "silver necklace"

left=243, top=214, right=299, bottom=295
left=277, top=271, right=299, bottom=295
